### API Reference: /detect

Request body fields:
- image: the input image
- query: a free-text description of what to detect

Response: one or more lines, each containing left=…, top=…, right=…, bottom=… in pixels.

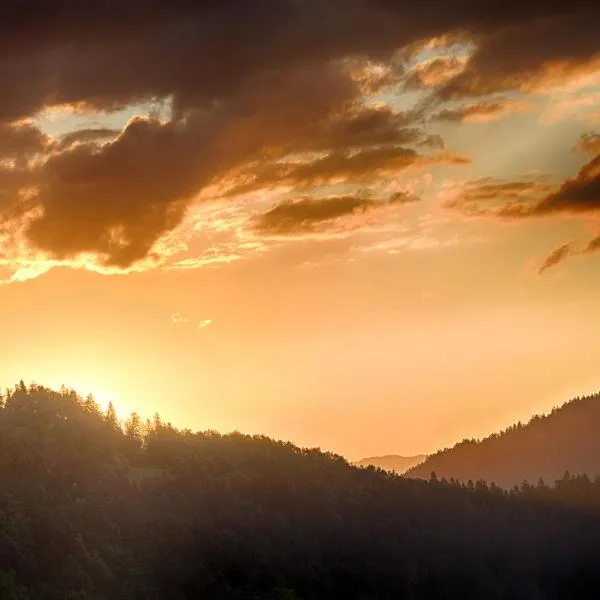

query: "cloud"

left=256, top=192, right=417, bottom=235
left=537, top=243, right=574, bottom=274
left=442, top=159, right=600, bottom=220
left=56, top=128, right=120, bottom=151
left=0, top=1, right=586, bottom=121
left=536, top=231, right=600, bottom=273
left=286, top=106, right=421, bottom=154
left=170, top=313, right=189, bottom=324
left=405, top=56, right=469, bottom=89
left=436, top=10, right=600, bottom=100
left=433, top=99, right=534, bottom=124
left=0, top=121, right=50, bottom=161
left=19, top=64, right=363, bottom=267
left=25, top=115, right=208, bottom=267
left=198, top=319, right=213, bottom=329
left=574, top=132, right=600, bottom=155
left=441, top=176, right=554, bottom=216
left=540, top=93, right=600, bottom=124
left=524, top=154, right=600, bottom=217
left=0, top=1, right=597, bottom=276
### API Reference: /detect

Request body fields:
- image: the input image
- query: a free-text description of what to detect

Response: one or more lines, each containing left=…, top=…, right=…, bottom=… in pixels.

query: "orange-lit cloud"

left=574, top=132, right=600, bottom=155
left=434, top=99, right=534, bottom=124
left=405, top=56, right=469, bottom=89
left=0, top=1, right=598, bottom=281
left=540, top=93, right=600, bottom=124
left=256, top=193, right=417, bottom=235
left=437, top=11, right=600, bottom=100
left=537, top=243, right=574, bottom=274
left=441, top=176, right=554, bottom=217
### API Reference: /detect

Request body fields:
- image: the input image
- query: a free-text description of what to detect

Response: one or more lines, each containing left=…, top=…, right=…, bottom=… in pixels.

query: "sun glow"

left=49, top=379, right=125, bottom=415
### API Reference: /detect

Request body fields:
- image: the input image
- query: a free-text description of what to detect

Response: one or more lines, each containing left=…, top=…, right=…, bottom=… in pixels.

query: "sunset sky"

left=1, top=1, right=600, bottom=459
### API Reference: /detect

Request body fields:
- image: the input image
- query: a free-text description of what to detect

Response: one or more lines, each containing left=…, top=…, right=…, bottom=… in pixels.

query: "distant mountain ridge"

left=354, top=454, right=426, bottom=474
left=407, top=392, right=600, bottom=488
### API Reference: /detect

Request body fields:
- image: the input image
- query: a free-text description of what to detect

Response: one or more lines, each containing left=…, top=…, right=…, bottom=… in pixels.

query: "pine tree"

left=105, top=402, right=121, bottom=433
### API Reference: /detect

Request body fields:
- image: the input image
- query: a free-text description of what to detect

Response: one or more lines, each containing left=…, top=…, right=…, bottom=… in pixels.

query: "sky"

left=1, top=1, right=600, bottom=459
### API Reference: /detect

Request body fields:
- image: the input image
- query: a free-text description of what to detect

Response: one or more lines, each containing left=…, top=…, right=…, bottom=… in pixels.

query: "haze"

left=2, top=1, right=600, bottom=460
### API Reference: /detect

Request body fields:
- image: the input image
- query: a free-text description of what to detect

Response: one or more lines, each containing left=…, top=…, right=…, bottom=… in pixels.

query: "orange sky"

left=1, top=4, right=600, bottom=459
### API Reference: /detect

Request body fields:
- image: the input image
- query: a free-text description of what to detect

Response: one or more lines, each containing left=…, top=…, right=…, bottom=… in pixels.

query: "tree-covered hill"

left=2, top=382, right=600, bottom=599
left=407, top=392, right=600, bottom=487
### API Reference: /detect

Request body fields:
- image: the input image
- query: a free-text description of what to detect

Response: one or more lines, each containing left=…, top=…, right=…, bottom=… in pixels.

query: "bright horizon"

left=2, top=3, right=600, bottom=461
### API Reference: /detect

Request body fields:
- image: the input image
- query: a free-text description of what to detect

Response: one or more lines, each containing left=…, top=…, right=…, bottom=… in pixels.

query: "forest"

left=408, top=392, right=600, bottom=487
left=2, top=382, right=600, bottom=599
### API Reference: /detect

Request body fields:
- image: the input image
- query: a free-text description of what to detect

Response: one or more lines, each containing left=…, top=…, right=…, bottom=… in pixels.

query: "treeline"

left=408, top=392, right=600, bottom=487
left=2, top=383, right=600, bottom=599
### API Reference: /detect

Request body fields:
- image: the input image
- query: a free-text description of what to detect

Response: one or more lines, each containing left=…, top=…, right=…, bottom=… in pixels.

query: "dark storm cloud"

left=26, top=116, right=208, bottom=267
left=0, top=167, right=38, bottom=221
left=0, top=122, right=50, bottom=161
left=0, top=1, right=593, bottom=122
left=289, top=107, right=421, bottom=154
left=24, top=64, right=363, bottom=265
left=1, top=0, right=596, bottom=267
left=0, top=122, right=47, bottom=220
left=438, top=10, right=600, bottom=100
left=256, top=192, right=417, bottom=234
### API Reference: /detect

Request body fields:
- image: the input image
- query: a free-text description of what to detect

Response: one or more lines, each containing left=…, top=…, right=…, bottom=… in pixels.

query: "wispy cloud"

left=537, top=243, right=574, bottom=274
left=170, top=313, right=190, bottom=325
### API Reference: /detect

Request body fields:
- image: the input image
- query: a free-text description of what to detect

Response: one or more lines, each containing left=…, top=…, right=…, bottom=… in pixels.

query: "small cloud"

left=537, top=243, right=574, bottom=275
left=170, top=313, right=190, bottom=325
left=198, top=319, right=213, bottom=329
left=434, top=99, right=534, bottom=124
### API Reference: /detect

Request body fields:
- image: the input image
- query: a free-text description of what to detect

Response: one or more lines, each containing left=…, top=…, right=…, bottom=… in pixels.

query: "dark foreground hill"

left=408, top=392, right=600, bottom=488
left=353, top=454, right=426, bottom=474
left=3, top=383, right=600, bottom=599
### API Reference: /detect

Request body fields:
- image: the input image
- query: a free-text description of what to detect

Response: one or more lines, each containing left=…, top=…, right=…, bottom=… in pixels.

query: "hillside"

left=353, top=454, right=426, bottom=474
left=3, top=382, right=600, bottom=598
left=408, top=392, right=600, bottom=487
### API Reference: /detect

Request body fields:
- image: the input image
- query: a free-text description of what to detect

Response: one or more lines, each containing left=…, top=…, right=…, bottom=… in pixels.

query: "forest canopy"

left=1, top=382, right=600, bottom=599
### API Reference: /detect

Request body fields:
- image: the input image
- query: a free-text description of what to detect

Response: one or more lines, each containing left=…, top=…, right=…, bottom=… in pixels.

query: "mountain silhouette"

left=353, top=454, right=426, bottom=474
left=407, top=392, right=600, bottom=487
left=4, top=382, right=600, bottom=597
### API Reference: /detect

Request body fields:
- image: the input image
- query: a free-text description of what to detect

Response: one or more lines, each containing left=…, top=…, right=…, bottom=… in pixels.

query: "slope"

left=408, top=392, right=600, bottom=487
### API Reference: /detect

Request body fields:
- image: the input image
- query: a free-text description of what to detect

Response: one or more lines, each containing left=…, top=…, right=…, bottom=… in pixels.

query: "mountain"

left=354, top=454, right=426, bottom=474
left=4, top=382, right=600, bottom=598
left=408, top=392, right=600, bottom=488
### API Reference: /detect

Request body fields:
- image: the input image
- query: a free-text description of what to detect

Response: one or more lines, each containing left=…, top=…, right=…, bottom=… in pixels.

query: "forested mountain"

left=3, top=382, right=600, bottom=599
left=408, top=392, right=600, bottom=487
left=353, top=454, right=426, bottom=474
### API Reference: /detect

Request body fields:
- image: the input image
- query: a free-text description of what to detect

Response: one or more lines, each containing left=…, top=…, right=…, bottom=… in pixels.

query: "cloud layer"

left=1, top=1, right=599, bottom=276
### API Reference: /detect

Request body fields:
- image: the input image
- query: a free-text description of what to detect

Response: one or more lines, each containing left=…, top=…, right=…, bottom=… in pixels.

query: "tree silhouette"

left=0, top=383, right=600, bottom=599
